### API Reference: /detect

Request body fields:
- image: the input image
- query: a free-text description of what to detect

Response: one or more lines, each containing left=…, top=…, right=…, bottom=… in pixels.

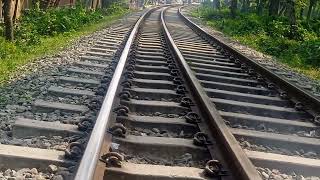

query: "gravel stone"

left=4, top=169, right=11, bottom=176
left=48, top=164, right=58, bottom=173
left=239, top=138, right=320, bottom=159
left=52, top=175, right=64, bottom=180
left=256, top=167, right=320, bottom=180
left=0, top=11, right=144, bottom=153
left=298, top=175, right=306, bottom=180
left=261, top=171, right=269, bottom=179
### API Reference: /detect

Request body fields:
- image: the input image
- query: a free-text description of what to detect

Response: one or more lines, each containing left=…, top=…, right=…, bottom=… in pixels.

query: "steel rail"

left=161, top=6, right=262, bottom=180
left=178, top=6, right=320, bottom=114
left=74, top=7, right=157, bottom=180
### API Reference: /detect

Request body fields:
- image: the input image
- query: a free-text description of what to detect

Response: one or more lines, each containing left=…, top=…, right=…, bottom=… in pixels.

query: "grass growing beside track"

left=0, top=4, right=130, bottom=84
left=190, top=6, right=320, bottom=80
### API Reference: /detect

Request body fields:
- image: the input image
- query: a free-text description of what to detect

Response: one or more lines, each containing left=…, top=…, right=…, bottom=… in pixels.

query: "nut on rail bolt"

left=65, top=142, right=84, bottom=160
left=168, top=63, right=177, bottom=70
left=193, top=132, right=211, bottom=146
left=96, top=85, right=108, bottom=96
left=121, top=80, right=132, bottom=88
left=78, top=118, right=94, bottom=131
left=113, top=106, right=129, bottom=116
left=126, top=64, right=135, bottom=72
left=257, top=75, right=265, bottom=83
left=166, top=60, right=173, bottom=64
left=88, top=97, right=103, bottom=110
left=280, top=92, right=288, bottom=99
left=101, top=75, right=111, bottom=84
left=234, top=59, right=240, bottom=65
left=125, top=71, right=134, bottom=79
left=180, top=97, right=194, bottom=108
left=173, top=77, right=183, bottom=85
left=100, top=152, right=124, bottom=168
left=240, top=63, right=247, bottom=70
left=119, top=91, right=131, bottom=101
left=129, top=59, right=136, bottom=65
left=204, top=160, right=228, bottom=178
left=248, top=68, right=255, bottom=76
left=313, top=116, right=320, bottom=125
left=295, top=102, right=304, bottom=111
left=267, top=83, right=275, bottom=90
left=185, top=112, right=201, bottom=124
left=109, top=123, right=126, bottom=138
left=170, top=69, right=179, bottom=77
left=176, top=85, right=187, bottom=95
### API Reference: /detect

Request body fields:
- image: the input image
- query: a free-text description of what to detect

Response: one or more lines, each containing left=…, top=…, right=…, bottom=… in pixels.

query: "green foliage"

left=104, top=2, right=128, bottom=15
left=0, top=37, right=19, bottom=60
left=192, top=6, right=320, bottom=79
left=0, top=25, right=4, bottom=36
left=0, top=3, right=129, bottom=83
left=14, top=6, right=105, bottom=46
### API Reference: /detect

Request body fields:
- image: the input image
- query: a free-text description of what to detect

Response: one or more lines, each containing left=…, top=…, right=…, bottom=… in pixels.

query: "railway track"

left=1, top=4, right=320, bottom=180
left=76, top=6, right=246, bottom=180
left=0, top=10, right=145, bottom=179
left=164, top=5, right=320, bottom=180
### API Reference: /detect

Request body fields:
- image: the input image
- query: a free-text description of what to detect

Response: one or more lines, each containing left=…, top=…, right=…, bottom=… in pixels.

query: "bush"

left=192, top=5, right=320, bottom=79
left=14, top=6, right=105, bottom=45
left=104, top=2, right=128, bottom=15
left=0, top=37, right=18, bottom=59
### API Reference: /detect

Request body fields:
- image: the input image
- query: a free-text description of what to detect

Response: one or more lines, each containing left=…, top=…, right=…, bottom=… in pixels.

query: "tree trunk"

left=286, top=0, right=297, bottom=39
left=216, top=0, right=221, bottom=9
left=279, top=4, right=286, bottom=15
left=213, top=0, right=220, bottom=9
left=13, top=0, right=19, bottom=22
left=101, top=0, right=107, bottom=8
left=53, top=0, right=60, bottom=7
left=269, top=0, right=280, bottom=16
left=3, top=0, right=14, bottom=41
left=230, top=0, right=237, bottom=17
left=257, top=0, right=264, bottom=15
left=0, top=0, right=3, bottom=21
left=94, top=0, right=100, bottom=9
left=242, top=0, right=250, bottom=12
left=307, top=0, right=316, bottom=21
left=241, top=0, right=247, bottom=12
left=85, top=0, right=92, bottom=9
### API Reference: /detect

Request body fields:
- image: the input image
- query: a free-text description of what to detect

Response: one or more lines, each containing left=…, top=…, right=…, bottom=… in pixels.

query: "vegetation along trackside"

left=191, top=0, right=320, bottom=80
left=0, top=0, right=130, bottom=83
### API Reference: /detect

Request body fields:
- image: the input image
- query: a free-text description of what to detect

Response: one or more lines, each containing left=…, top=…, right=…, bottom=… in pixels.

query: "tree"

left=307, top=0, right=317, bottom=21
left=230, top=0, right=237, bottom=17
left=213, top=0, right=221, bottom=9
left=256, top=0, right=264, bottom=15
left=3, top=0, right=14, bottom=41
left=286, top=0, right=298, bottom=39
left=0, top=0, right=3, bottom=21
left=241, top=0, right=250, bottom=12
left=53, top=0, right=61, bottom=7
left=13, top=0, right=24, bottom=23
left=269, top=0, right=280, bottom=15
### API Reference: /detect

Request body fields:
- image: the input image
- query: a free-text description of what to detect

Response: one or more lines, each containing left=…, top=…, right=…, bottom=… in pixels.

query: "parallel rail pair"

left=75, top=5, right=320, bottom=180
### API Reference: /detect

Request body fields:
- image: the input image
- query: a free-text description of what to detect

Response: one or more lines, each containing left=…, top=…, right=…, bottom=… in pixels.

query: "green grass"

left=0, top=8, right=130, bottom=84
left=191, top=6, right=320, bottom=80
